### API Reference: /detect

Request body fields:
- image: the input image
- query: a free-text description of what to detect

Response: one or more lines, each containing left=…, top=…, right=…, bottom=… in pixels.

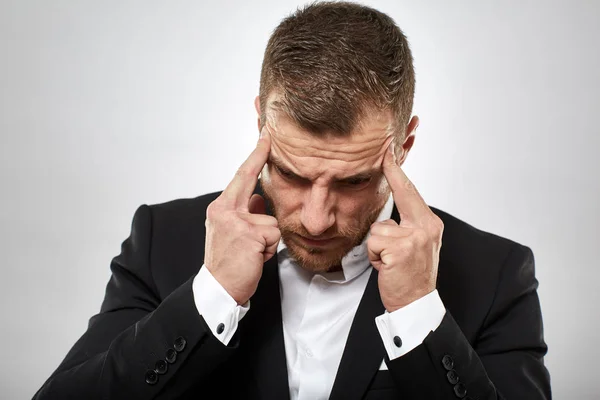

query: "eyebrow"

left=268, top=154, right=376, bottom=183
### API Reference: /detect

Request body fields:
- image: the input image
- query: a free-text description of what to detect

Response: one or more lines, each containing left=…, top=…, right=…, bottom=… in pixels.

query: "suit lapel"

left=328, top=267, right=386, bottom=400
left=248, top=183, right=402, bottom=399
left=241, top=253, right=290, bottom=400
left=329, top=204, right=401, bottom=400
left=236, top=182, right=289, bottom=400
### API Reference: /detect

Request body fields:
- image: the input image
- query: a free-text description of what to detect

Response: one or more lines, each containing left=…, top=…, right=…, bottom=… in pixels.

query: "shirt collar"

left=276, top=194, right=394, bottom=283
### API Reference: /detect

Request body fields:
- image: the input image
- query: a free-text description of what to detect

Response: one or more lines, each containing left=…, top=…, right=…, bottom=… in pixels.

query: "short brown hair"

left=259, top=1, right=415, bottom=141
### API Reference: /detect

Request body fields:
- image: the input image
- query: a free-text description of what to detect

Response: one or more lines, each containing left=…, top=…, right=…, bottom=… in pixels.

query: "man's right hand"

left=203, top=126, right=280, bottom=305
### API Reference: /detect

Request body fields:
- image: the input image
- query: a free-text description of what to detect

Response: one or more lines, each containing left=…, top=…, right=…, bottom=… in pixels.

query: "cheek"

left=334, top=190, right=375, bottom=225
left=263, top=168, right=303, bottom=212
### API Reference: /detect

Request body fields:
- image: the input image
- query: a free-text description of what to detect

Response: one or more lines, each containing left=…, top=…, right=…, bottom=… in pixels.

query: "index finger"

left=382, top=141, right=430, bottom=224
left=221, top=125, right=272, bottom=210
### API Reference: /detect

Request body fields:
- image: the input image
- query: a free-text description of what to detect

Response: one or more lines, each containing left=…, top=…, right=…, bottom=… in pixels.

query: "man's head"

left=256, top=1, right=419, bottom=273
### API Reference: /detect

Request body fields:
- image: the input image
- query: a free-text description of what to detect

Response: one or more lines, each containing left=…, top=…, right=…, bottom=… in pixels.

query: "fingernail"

left=390, top=141, right=397, bottom=162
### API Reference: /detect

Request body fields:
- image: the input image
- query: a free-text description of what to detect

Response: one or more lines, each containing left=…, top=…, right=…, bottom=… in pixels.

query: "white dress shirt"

left=192, top=195, right=445, bottom=400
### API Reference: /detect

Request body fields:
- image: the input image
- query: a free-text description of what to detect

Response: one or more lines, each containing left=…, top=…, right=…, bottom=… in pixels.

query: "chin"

left=285, top=241, right=348, bottom=273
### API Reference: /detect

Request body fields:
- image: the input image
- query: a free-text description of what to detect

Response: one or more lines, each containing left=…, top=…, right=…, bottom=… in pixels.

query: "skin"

left=255, top=94, right=417, bottom=274
left=203, top=93, right=443, bottom=313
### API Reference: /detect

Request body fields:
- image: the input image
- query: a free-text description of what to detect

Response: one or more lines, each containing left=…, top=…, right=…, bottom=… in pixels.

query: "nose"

left=300, top=185, right=335, bottom=237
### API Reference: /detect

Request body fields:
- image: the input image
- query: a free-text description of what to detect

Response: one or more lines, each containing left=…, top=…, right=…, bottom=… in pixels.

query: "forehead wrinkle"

left=271, top=143, right=382, bottom=183
left=273, top=134, right=386, bottom=163
left=300, top=141, right=383, bottom=161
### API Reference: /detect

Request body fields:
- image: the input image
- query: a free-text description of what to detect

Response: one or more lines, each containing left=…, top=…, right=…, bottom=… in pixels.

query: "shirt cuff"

left=192, top=265, right=250, bottom=345
left=375, top=289, right=445, bottom=360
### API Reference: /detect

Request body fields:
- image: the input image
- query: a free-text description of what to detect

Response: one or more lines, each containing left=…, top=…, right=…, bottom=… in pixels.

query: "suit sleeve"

left=385, top=244, right=552, bottom=399
left=32, top=204, right=238, bottom=400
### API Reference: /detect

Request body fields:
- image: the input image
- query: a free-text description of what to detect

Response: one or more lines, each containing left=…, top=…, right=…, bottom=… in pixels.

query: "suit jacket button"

left=145, top=369, right=158, bottom=385
left=166, top=348, right=177, bottom=364
left=174, top=336, right=187, bottom=352
left=453, top=382, right=467, bottom=398
left=442, top=354, right=454, bottom=370
left=447, top=369, right=459, bottom=384
left=155, top=359, right=168, bottom=375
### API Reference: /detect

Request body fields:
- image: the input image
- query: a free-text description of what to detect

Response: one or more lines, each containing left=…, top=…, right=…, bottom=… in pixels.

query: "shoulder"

left=429, top=205, right=534, bottom=336
left=144, top=190, right=223, bottom=253
left=430, top=205, right=528, bottom=264
left=149, top=191, right=222, bottom=221
left=130, top=191, right=224, bottom=297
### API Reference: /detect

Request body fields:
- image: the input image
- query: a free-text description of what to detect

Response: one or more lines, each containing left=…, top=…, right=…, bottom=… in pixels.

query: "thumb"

left=248, top=193, right=266, bottom=215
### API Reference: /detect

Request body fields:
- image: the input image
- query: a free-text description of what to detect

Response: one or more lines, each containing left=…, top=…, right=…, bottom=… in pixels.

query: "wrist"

left=209, top=269, right=249, bottom=306
left=384, top=287, right=436, bottom=312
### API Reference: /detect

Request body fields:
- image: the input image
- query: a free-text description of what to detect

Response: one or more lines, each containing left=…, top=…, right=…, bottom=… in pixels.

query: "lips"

left=296, top=235, right=337, bottom=247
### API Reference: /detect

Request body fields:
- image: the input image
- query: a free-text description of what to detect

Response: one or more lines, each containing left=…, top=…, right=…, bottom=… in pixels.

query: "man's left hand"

left=367, top=141, right=444, bottom=313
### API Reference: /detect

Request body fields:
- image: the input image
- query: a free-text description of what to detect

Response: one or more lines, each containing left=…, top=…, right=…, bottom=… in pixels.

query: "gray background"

left=1, top=0, right=598, bottom=398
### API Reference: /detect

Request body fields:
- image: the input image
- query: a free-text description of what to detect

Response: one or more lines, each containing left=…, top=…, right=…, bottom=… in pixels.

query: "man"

left=33, top=2, right=551, bottom=399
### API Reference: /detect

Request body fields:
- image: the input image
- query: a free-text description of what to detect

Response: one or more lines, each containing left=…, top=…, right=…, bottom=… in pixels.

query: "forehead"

left=266, top=105, right=394, bottom=170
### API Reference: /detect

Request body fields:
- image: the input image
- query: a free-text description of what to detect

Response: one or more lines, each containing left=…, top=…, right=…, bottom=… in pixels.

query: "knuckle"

left=404, top=179, right=417, bottom=194
left=247, top=239, right=264, bottom=254
left=266, top=228, right=282, bottom=244
left=234, top=219, right=252, bottom=236
left=235, top=166, right=254, bottom=180
left=206, top=200, right=227, bottom=220
left=206, top=202, right=217, bottom=219
left=435, top=218, right=444, bottom=233
left=367, top=235, right=378, bottom=248
left=411, top=229, right=428, bottom=246
left=380, top=226, right=392, bottom=237
left=371, top=222, right=393, bottom=237
left=426, top=216, right=444, bottom=238
left=381, top=254, right=396, bottom=269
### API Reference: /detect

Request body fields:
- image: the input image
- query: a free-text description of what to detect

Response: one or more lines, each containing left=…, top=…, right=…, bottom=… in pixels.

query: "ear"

left=254, top=95, right=261, bottom=132
left=397, top=115, right=419, bottom=166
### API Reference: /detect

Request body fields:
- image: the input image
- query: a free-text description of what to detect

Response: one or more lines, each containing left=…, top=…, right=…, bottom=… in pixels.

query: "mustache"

left=260, top=180, right=383, bottom=242
left=278, top=219, right=363, bottom=240
left=276, top=203, right=382, bottom=242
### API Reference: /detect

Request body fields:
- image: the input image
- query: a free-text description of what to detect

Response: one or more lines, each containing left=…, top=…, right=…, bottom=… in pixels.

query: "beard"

left=261, top=182, right=387, bottom=273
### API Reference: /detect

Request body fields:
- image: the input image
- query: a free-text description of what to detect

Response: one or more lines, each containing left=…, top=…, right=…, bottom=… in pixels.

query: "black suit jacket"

left=33, top=188, right=551, bottom=399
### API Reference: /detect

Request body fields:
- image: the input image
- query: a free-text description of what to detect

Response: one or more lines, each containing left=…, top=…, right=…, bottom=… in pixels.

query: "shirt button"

left=305, top=348, right=313, bottom=358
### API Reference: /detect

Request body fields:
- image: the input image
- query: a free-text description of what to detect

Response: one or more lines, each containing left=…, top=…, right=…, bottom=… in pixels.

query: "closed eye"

left=271, top=159, right=372, bottom=189
left=274, top=164, right=308, bottom=183
left=341, top=177, right=371, bottom=186
left=275, top=165, right=293, bottom=177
